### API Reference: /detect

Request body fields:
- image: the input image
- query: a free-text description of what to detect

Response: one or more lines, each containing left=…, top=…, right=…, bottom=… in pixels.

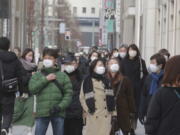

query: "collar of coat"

left=83, top=75, right=115, bottom=114
left=41, top=67, right=60, bottom=74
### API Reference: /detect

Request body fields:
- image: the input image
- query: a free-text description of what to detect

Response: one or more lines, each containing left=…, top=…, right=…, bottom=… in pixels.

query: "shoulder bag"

left=0, top=60, right=18, bottom=93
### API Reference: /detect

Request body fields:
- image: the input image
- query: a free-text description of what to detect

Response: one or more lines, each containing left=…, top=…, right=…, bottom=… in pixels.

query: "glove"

left=111, top=116, right=118, bottom=134
left=49, top=106, right=61, bottom=116
left=111, top=116, right=118, bottom=126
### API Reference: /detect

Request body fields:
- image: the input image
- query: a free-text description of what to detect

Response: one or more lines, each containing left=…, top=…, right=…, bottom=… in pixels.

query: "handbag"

left=0, top=60, right=18, bottom=93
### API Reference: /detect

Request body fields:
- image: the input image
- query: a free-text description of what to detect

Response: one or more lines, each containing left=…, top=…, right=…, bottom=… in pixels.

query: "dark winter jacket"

left=0, top=50, right=24, bottom=97
left=145, top=87, right=180, bottom=135
left=121, top=57, right=148, bottom=111
left=139, top=74, right=163, bottom=118
left=65, top=69, right=83, bottom=119
left=78, top=56, right=89, bottom=78
left=113, top=76, right=136, bottom=132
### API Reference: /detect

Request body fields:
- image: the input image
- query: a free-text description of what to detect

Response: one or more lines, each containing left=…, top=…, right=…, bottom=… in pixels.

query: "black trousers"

left=0, top=95, right=15, bottom=132
left=64, top=118, right=83, bottom=135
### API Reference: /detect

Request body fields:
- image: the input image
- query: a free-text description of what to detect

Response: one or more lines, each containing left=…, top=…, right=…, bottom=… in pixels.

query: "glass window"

left=91, top=8, right=95, bottom=14
left=82, top=7, right=86, bottom=14
left=73, top=7, right=77, bottom=15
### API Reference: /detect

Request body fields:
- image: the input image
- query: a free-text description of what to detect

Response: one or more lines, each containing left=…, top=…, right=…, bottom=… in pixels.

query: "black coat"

left=78, top=56, right=89, bottom=78
left=139, top=74, right=163, bottom=118
left=65, top=69, right=83, bottom=119
left=0, top=50, right=24, bottom=97
left=121, top=57, right=148, bottom=111
left=145, top=87, right=180, bottom=135
left=22, top=67, right=37, bottom=94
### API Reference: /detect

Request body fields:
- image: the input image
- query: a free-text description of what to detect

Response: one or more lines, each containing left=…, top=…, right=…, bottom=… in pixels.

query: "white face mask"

left=113, top=52, right=119, bottom=58
left=129, top=50, right=137, bottom=58
left=149, top=64, right=159, bottom=73
left=119, top=52, right=127, bottom=58
left=91, top=57, right=97, bottom=62
left=95, top=66, right=105, bottom=75
left=43, top=59, right=53, bottom=68
left=110, top=64, right=119, bottom=73
left=64, top=65, right=75, bottom=73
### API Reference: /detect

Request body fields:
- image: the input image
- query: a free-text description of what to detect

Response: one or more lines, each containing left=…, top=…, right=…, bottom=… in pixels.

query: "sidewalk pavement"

left=11, top=121, right=145, bottom=135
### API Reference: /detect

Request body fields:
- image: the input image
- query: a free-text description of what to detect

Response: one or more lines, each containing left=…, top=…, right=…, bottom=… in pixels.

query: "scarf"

left=149, top=70, right=164, bottom=95
left=20, top=58, right=37, bottom=71
left=83, top=72, right=115, bottom=114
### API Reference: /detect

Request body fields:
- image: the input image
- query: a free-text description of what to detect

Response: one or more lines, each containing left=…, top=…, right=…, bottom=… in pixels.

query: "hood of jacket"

left=0, top=50, right=17, bottom=63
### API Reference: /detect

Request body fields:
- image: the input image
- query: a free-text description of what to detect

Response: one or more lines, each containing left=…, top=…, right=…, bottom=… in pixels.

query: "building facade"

left=119, top=0, right=180, bottom=63
left=67, top=0, right=101, bottom=47
left=0, top=0, right=34, bottom=50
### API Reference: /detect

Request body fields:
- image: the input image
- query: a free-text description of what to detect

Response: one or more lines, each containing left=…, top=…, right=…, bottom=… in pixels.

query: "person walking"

left=145, top=55, right=180, bottom=135
left=139, top=53, right=166, bottom=124
left=63, top=55, right=83, bottom=135
left=0, top=37, right=24, bottom=135
left=29, top=48, right=73, bottom=135
left=107, top=58, right=136, bottom=135
left=80, top=59, right=116, bottom=135
left=121, top=44, right=148, bottom=135
left=12, top=48, right=37, bottom=135
left=119, top=44, right=128, bottom=60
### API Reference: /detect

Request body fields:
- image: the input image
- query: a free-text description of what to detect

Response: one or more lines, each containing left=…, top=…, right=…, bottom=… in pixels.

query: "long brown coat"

left=113, top=76, right=136, bottom=132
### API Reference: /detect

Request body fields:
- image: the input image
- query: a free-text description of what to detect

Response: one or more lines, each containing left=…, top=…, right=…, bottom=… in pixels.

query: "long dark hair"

left=89, top=59, right=105, bottom=74
left=22, top=48, right=35, bottom=62
left=127, top=44, right=141, bottom=59
left=88, top=51, right=100, bottom=60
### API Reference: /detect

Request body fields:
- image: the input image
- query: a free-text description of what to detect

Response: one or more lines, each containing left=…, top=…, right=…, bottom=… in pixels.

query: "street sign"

left=104, top=8, right=115, bottom=20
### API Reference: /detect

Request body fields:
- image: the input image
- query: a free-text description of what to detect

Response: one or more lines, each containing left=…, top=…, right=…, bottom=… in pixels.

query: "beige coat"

left=80, top=79, right=114, bottom=135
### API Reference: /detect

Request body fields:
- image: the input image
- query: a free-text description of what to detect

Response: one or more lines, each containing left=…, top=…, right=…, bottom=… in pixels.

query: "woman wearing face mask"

left=121, top=44, right=148, bottom=135
left=29, top=48, right=73, bottom=135
left=139, top=54, right=166, bottom=125
left=88, top=51, right=100, bottom=63
left=145, top=55, right=180, bottom=135
left=80, top=59, right=116, bottom=135
left=12, top=48, right=37, bottom=135
left=107, top=58, right=136, bottom=135
left=110, top=48, right=120, bottom=59
left=119, top=44, right=128, bottom=60
left=63, top=55, right=83, bottom=135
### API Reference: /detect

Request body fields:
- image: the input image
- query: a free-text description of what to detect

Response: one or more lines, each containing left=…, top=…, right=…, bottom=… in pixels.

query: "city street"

left=12, top=121, right=145, bottom=135
left=1, top=0, right=180, bottom=135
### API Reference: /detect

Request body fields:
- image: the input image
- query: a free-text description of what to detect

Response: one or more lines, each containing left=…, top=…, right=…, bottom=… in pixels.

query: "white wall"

left=142, top=0, right=180, bottom=64
left=67, top=0, right=100, bottom=18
